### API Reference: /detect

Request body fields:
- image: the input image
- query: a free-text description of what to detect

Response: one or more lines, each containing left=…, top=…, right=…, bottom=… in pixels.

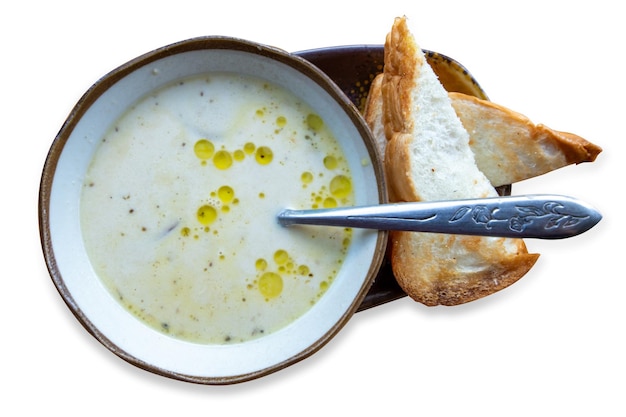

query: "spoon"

left=277, top=194, right=601, bottom=239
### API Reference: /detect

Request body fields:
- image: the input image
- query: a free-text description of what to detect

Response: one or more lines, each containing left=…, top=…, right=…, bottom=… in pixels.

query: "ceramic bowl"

left=39, top=37, right=387, bottom=384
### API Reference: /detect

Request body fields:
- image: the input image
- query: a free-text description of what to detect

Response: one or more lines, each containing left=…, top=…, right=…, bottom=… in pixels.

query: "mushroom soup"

left=80, top=72, right=354, bottom=344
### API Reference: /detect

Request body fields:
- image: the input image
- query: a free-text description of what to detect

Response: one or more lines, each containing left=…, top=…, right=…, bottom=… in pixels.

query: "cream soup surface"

left=80, top=73, right=354, bottom=344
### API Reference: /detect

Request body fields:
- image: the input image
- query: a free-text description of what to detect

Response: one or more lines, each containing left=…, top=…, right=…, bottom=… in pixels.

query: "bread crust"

left=381, top=17, right=421, bottom=141
left=363, top=74, right=387, bottom=159
left=390, top=232, right=539, bottom=306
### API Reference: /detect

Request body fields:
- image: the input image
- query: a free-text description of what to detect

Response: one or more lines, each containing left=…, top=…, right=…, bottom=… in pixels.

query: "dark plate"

left=295, top=45, right=509, bottom=311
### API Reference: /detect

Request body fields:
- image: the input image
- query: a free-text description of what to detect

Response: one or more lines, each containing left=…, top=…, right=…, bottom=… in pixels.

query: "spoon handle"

left=277, top=194, right=601, bottom=239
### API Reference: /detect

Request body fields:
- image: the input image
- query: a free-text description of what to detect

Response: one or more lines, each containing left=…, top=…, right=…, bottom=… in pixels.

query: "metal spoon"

left=277, top=194, right=601, bottom=239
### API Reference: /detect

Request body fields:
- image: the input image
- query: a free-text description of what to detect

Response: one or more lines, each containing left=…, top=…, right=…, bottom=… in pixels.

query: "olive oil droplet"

left=258, top=272, right=283, bottom=299
left=323, top=197, right=337, bottom=208
left=301, top=171, right=313, bottom=184
left=213, top=150, right=233, bottom=170
left=323, top=155, right=338, bottom=170
left=255, top=146, right=273, bottom=165
left=329, top=175, right=352, bottom=199
left=306, top=113, right=324, bottom=131
left=255, top=258, right=268, bottom=271
left=233, top=149, right=245, bottom=161
left=274, top=249, right=289, bottom=265
left=197, top=205, right=217, bottom=225
left=217, top=185, right=235, bottom=204
left=194, top=139, right=214, bottom=160
left=243, top=142, right=256, bottom=154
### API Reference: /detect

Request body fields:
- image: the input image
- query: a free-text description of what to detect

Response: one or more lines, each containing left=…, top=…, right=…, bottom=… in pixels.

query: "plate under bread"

left=295, top=45, right=511, bottom=310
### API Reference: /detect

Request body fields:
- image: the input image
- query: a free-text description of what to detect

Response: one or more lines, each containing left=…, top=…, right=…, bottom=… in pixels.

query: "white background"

left=4, top=1, right=623, bottom=415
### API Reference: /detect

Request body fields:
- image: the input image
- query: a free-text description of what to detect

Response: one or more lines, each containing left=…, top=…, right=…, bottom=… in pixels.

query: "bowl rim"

left=38, top=36, right=388, bottom=384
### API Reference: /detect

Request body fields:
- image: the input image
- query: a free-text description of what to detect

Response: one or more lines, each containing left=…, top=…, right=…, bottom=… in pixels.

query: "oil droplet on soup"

left=213, top=150, right=233, bottom=169
left=255, top=258, right=268, bottom=271
left=323, top=155, right=338, bottom=170
left=330, top=175, right=352, bottom=199
left=233, top=149, right=245, bottom=161
left=306, top=113, right=324, bottom=131
left=197, top=205, right=218, bottom=225
left=194, top=139, right=214, bottom=159
left=301, top=171, right=313, bottom=185
left=274, top=249, right=289, bottom=265
left=298, top=265, right=310, bottom=276
left=258, top=272, right=283, bottom=299
left=276, top=116, right=287, bottom=128
left=243, top=142, right=256, bottom=154
left=80, top=72, right=356, bottom=345
left=255, top=146, right=273, bottom=165
left=323, top=197, right=337, bottom=208
left=217, top=186, right=235, bottom=204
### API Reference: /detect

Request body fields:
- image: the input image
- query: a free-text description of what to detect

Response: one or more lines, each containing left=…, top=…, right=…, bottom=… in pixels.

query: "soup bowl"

left=39, top=37, right=387, bottom=384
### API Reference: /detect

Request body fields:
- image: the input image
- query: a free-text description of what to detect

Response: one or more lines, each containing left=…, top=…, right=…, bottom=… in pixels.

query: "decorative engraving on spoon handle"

left=277, top=194, right=602, bottom=239
left=445, top=198, right=600, bottom=239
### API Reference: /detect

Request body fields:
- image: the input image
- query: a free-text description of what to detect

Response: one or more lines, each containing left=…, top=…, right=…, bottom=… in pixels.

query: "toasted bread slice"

left=382, top=16, right=538, bottom=306
left=449, top=92, right=602, bottom=186
left=364, top=75, right=602, bottom=187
